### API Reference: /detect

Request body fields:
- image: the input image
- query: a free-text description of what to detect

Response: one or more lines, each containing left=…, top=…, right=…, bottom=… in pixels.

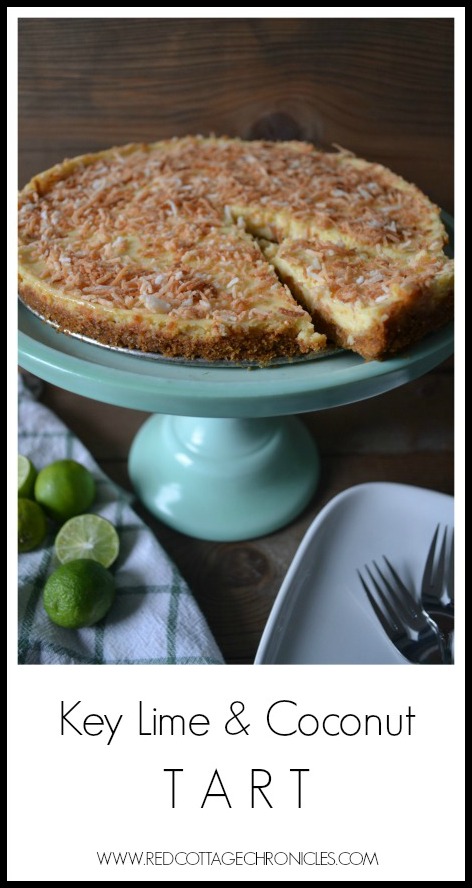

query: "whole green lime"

left=18, top=497, right=47, bottom=552
left=35, top=459, right=96, bottom=523
left=43, top=559, right=115, bottom=629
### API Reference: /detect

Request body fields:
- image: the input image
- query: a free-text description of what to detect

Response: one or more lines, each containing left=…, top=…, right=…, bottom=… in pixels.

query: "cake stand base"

left=128, top=415, right=319, bottom=541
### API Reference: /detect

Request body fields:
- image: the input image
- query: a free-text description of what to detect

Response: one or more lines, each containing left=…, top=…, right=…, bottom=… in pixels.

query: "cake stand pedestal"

left=129, top=414, right=319, bottom=540
left=19, top=301, right=453, bottom=541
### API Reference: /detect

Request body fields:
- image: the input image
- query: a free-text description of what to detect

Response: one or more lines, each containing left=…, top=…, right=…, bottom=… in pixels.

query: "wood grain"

left=18, top=18, right=454, bottom=663
left=19, top=17, right=453, bottom=210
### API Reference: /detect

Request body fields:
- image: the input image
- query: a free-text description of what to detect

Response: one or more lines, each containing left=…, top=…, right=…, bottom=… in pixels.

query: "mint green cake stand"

left=18, top=301, right=453, bottom=541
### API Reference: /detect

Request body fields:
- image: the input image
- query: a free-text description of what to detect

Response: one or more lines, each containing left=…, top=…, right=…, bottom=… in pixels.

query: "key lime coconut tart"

left=18, top=136, right=453, bottom=363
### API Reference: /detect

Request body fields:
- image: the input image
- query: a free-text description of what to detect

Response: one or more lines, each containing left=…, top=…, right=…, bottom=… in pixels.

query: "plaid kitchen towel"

left=17, top=374, right=224, bottom=664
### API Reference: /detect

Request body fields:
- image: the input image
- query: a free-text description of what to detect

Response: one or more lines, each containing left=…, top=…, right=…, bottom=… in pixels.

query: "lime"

left=54, top=514, right=120, bottom=568
left=18, top=498, right=47, bottom=552
left=35, top=459, right=96, bottom=523
left=43, top=559, right=115, bottom=628
left=18, top=455, right=37, bottom=498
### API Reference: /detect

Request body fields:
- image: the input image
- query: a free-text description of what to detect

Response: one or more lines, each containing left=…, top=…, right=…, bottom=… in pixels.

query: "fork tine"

left=421, top=523, right=440, bottom=599
left=358, top=570, right=393, bottom=632
left=382, top=556, right=410, bottom=596
left=381, top=556, right=418, bottom=620
left=373, top=584, right=405, bottom=632
left=372, top=560, right=413, bottom=625
left=365, top=563, right=406, bottom=631
left=447, top=529, right=454, bottom=605
left=357, top=568, right=401, bottom=635
left=436, top=526, right=448, bottom=597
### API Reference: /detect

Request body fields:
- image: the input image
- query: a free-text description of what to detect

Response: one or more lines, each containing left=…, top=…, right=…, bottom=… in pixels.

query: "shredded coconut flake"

left=143, top=294, right=172, bottom=312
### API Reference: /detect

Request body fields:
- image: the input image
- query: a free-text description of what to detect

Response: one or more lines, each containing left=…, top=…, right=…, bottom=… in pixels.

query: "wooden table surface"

left=36, top=362, right=453, bottom=665
left=18, top=17, right=454, bottom=663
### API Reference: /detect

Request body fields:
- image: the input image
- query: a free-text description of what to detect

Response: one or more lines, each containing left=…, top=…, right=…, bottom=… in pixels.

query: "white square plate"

left=254, top=482, right=454, bottom=664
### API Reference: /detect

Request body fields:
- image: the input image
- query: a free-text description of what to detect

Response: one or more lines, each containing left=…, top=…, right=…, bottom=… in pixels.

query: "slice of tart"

left=263, top=239, right=454, bottom=361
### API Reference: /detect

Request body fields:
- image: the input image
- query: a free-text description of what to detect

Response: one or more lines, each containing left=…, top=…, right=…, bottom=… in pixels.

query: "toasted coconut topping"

left=18, top=136, right=448, bottom=313
left=269, top=237, right=453, bottom=306
left=18, top=136, right=453, bottom=361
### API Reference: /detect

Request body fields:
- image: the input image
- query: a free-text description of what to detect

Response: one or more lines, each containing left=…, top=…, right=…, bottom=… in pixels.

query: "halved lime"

left=18, top=455, right=37, bottom=498
left=18, top=497, right=47, bottom=552
left=54, top=514, right=120, bottom=568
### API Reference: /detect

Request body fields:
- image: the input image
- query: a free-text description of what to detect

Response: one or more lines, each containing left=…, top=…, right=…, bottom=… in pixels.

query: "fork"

left=421, top=524, right=454, bottom=662
left=421, top=524, right=454, bottom=614
left=358, top=557, right=446, bottom=664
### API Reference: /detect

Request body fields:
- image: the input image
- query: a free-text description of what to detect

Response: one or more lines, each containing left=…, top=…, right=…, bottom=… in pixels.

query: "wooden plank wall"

left=19, top=17, right=453, bottom=211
